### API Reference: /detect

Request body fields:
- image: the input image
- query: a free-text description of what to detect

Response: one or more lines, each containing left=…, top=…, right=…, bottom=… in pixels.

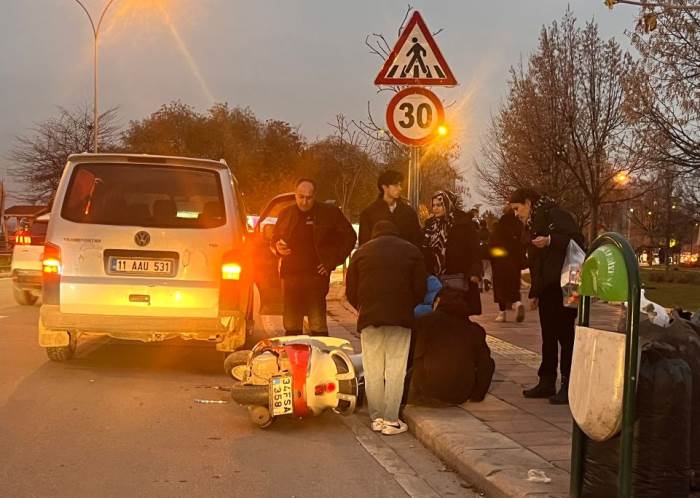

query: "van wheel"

left=46, top=333, right=77, bottom=362
left=13, top=287, right=38, bottom=306
left=224, top=350, right=251, bottom=380
left=248, top=405, right=274, bottom=428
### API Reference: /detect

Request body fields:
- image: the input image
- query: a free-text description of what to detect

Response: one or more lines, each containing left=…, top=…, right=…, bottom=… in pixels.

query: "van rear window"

left=61, top=163, right=226, bottom=228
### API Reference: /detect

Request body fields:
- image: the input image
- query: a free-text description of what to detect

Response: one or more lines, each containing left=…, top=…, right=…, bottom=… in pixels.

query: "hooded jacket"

left=346, top=223, right=427, bottom=331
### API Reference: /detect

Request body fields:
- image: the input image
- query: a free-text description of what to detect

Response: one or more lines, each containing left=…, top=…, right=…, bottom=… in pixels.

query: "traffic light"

left=604, top=0, right=618, bottom=9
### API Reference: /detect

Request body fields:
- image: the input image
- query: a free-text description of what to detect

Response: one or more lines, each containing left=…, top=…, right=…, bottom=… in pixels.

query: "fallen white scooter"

left=226, top=335, right=363, bottom=428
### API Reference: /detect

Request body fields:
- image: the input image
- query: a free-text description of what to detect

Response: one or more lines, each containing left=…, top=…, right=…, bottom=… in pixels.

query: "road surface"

left=0, top=277, right=478, bottom=498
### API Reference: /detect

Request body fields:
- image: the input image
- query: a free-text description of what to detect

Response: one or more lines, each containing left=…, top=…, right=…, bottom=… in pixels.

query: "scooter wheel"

left=224, top=350, right=252, bottom=380
left=248, top=405, right=274, bottom=428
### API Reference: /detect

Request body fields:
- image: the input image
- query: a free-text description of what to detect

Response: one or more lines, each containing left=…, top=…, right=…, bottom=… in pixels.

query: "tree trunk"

left=588, top=200, right=599, bottom=244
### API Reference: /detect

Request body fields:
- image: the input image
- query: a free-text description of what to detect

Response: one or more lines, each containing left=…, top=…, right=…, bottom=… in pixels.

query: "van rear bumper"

left=12, top=270, right=42, bottom=291
left=39, top=305, right=246, bottom=350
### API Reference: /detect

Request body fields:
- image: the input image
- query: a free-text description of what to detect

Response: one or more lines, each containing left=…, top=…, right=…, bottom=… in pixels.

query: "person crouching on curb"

left=346, top=221, right=427, bottom=435
left=409, top=286, right=495, bottom=405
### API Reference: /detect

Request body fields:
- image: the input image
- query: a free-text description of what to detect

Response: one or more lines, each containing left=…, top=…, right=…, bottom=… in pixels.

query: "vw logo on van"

left=134, top=231, right=151, bottom=247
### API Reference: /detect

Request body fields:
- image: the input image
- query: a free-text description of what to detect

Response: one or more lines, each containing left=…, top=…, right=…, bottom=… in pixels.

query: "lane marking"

left=341, top=416, right=440, bottom=498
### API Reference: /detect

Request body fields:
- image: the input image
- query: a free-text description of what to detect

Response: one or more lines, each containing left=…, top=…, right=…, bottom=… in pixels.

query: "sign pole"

left=408, top=146, right=421, bottom=210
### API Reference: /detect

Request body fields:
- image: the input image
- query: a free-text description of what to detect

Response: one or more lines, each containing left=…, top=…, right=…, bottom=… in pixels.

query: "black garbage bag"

left=641, top=314, right=700, bottom=490
left=581, top=344, right=692, bottom=498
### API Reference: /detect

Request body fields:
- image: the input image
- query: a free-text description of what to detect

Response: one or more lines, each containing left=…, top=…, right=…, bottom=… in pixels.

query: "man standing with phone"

left=272, top=178, right=357, bottom=336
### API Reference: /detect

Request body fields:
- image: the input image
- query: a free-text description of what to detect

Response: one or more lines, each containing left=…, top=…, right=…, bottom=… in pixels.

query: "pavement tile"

left=488, top=419, right=560, bottom=434
left=528, top=444, right=572, bottom=462
left=404, top=405, right=486, bottom=433
left=554, top=422, right=573, bottom=434
left=469, top=410, right=531, bottom=422
left=506, top=431, right=570, bottom=447
left=474, top=414, right=545, bottom=427
left=455, top=448, right=569, bottom=497
left=552, top=460, right=572, bottom=472
left=461, top=394, right=515, bottom=412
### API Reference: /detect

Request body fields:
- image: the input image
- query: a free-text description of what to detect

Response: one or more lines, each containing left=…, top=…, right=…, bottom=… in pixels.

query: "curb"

left=328, top=281, right=570, bottom=497
left=403, top=405, right=569, bottom=498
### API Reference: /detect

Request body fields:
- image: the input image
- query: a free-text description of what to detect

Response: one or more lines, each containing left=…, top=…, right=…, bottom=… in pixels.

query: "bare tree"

left=478, top=10, right=647, bottom=240
left=10, top=105, right=120, bottom=203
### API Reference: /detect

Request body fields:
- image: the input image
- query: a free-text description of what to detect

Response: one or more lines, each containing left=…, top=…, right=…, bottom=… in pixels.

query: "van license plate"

left=270, top=375, right=293, bottom=416
left=109, top=258, right=174, bottom=276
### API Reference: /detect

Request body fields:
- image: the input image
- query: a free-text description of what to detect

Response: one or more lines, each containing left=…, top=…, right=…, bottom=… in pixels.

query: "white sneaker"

left=381, top=420, right=408, bottom=435
left=371, top=418, right=385, bottom=432
left=515, top=302, right=526, bottom=322
left=495, top=311, right=506, bottom=322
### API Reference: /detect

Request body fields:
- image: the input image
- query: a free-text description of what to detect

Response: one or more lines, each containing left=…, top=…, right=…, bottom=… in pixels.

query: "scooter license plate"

left=270, top=375, right=293, bottom=416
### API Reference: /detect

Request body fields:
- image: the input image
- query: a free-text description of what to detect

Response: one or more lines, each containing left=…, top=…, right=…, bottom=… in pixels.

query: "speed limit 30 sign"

left=385, top=87, right=445, bottom=146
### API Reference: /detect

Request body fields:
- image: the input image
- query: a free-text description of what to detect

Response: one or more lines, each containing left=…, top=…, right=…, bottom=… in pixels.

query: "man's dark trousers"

left=282, top=274, right=330, bottom=336
left=537, top=285, right=577, bottom=380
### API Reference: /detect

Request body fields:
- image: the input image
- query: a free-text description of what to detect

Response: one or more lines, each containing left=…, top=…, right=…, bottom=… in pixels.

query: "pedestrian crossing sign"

left=374, top=11, right=457, bottom=87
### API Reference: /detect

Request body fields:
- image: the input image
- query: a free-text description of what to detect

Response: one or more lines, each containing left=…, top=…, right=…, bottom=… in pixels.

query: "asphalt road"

left=0, top=277, right=478, bottom=498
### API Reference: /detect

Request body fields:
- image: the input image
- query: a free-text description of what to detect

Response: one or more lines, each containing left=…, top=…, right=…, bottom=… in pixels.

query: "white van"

left=38, top=153, right=261, bottom=361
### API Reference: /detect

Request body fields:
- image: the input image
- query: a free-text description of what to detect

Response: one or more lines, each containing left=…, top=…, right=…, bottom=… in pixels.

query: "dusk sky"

left=1, top=1, right=635, bottom=206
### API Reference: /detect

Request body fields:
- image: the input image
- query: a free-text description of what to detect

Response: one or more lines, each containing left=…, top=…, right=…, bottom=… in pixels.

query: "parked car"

left=38, top=153, right=269, bottom=362
left=10, top=213, right=50, bottom=305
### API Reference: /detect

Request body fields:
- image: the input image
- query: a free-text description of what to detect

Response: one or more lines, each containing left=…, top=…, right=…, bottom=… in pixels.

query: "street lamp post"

left=74, top=0, right=118, bottom=153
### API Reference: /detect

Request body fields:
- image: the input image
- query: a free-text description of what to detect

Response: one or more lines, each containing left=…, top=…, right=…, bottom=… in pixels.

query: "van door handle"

left=129, top=294, right=150, bottom=304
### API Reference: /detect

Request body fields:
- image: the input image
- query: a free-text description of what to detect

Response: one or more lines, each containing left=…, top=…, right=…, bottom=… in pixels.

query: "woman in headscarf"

left=422, top=191, right=482, bottom=316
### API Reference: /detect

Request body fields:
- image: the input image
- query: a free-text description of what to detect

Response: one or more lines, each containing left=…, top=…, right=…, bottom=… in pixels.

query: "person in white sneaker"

left=346, top=221, right=427, bottom=436
left=489, top=206, right=526, bottom=323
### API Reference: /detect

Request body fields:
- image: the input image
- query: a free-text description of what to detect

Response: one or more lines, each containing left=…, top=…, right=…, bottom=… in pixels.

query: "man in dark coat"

left=358, top=170, right=422, bottom=247
left=346, top=221, right=427, bottom=435
left=272, top=178, right=356, bottom=336
left=510, top=188, right=585, bottom=404
left=409, top=287, right=495, bottom=404
left=423, top=191, right=483, bottom=316
left=490, top=207, right=526, bottom=322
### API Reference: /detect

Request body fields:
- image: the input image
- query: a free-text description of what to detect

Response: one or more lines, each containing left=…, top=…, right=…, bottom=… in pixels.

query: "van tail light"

left=15, top=231, right=31, bottom=245
left=42, top=243, right=62, bottom=274
left=219, top=248, right=248, bottom=313
left=42, top=243, right=61, bottom=305
left=222, top=262, right=243, bottom=281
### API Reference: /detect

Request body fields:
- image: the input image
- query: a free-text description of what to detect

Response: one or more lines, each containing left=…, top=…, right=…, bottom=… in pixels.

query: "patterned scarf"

left=423, top=191, right=457, bottom=275
left=527, top=195, right=557, bottom=231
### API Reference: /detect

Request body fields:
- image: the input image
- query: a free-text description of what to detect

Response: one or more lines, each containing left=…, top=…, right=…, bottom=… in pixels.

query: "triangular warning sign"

left=374, top=11, right=457, bottom=86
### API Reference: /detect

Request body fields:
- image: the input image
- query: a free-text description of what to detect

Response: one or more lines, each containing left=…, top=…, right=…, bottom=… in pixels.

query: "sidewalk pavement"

left=325, top=282, right=623, bottom=498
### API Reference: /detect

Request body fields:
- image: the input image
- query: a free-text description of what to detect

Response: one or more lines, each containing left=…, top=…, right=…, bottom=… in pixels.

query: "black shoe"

left=549, top=378, right=569, bottom=405
left=522, top=377, right=556, bottom=398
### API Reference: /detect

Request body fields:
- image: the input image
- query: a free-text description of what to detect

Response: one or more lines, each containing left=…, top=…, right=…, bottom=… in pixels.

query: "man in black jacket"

left=346, top=221, right=427, bottom=435
left=410, top=287, right=495, bottom=404
left=358, top=170, right=422, bottom=247
left=272, top=179, right=356, bottom=336
left=510, top=188, right=585, bottom=404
